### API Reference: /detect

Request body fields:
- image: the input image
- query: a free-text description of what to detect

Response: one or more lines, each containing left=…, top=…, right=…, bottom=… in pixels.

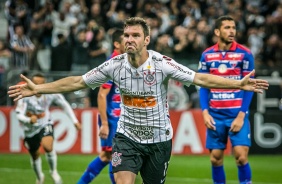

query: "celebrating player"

left=198, top=15, right=256, bottom=183
left=9, top=17, right=268, bottom=184
left=15, top=73, right=81, bottom=184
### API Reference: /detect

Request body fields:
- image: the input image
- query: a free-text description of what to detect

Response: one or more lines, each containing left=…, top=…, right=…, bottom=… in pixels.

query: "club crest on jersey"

left=230, top=61, right=237, bottom=68
left=112, top=152, right=122, bottom=167
left=218, top=64, right=227, bottom=73
left=143, top=70, right=156, bottom=85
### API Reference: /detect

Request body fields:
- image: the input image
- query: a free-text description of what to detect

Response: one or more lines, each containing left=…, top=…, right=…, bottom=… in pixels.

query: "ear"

left=214, top=29, right=220, bottom=37
left=144, top=36, right=150, bottom=46
left=113, top=41, right=120, bottom=49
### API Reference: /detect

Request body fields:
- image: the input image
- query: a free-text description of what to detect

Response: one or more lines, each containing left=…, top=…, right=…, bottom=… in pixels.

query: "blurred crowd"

left=0, top=0, right=282, bottom=108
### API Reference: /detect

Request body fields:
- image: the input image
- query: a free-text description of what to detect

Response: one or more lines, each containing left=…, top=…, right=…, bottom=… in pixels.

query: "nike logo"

left=121, top=77, right=128, bottom=80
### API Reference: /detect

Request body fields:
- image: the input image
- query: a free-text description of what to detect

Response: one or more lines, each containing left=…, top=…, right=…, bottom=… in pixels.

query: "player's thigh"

left=114, top=171, right=136, bottom=184
left=140, top=140, right=172, bottom=184
left=41, top=124, right=54, bottom=152
left=24, top=133, right=41, bottom=154
left=111, top=133, right=143, bottom=174
left=233, top=145, right=249, bottom=164
left=206, top=118, right=229, bottom=149
left=229, top=117, right=251, bottom=147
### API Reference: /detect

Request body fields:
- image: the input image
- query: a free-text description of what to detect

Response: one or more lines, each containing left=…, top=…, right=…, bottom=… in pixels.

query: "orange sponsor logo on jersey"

left=122, top=95, right=157, bottom=108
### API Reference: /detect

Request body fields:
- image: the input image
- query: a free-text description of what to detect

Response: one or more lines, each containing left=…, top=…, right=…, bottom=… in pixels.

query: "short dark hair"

left=214, top=16, right=235, bottom=29
left=112, top=28, right=123, bottom=44
left=124, top=17, right=150, bottom=37
left=32, top=73, right=45, bottom=79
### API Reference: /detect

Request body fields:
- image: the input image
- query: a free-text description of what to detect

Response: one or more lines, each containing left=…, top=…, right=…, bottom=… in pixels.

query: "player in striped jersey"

left=198, top=16, right=255, bottom=184
left=15, top=73, right=81, bottom=184
left=77, top=29, right=124, bottom=184
left=9, top=17, right=268, bottom=184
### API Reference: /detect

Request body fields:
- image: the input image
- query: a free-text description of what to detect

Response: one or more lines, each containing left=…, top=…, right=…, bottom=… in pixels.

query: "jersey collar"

left=214, top=41, right=237, bottom=51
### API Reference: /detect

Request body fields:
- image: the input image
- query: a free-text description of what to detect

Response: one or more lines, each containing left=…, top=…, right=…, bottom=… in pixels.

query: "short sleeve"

left=162, top=57, right=196, bottom=86
left=82, top=61, right=112, bottom=89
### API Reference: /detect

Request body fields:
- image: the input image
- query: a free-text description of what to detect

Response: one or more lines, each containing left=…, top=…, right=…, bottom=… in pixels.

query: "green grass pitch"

left=0, top=153, right=281, bottom=184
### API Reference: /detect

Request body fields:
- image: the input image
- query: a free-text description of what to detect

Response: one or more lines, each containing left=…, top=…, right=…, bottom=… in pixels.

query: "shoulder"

left=202, top=45, right=216, bottom=54
left=111, top=53, right=126, bottom=62
left=149, top=50, right=172, bottom=62
left=236, top=43, right=252, bottom=54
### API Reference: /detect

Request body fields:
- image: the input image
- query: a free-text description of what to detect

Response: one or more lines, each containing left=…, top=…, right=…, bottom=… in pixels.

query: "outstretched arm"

left=193, top=70, right=268, bottom=93
left=8, top=74, right=88, bottom=101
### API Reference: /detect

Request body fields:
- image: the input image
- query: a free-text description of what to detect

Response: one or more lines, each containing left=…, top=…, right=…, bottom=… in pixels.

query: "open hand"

left=240, top=70, right=269, bottom=93
left=8, top=74, right=36, bottom=101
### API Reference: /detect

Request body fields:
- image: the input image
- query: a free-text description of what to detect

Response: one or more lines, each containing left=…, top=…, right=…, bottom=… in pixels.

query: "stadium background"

left=0, top=0, right=281, bottom=183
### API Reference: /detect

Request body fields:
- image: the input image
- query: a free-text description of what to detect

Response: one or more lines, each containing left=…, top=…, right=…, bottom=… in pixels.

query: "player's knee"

left=43, top=146, right=53, bottom=153
left=100, top=151, right=112, bottom=162
left=235, top=155, right=248, bottom=165
left=210, top=156, right=223, bottom=166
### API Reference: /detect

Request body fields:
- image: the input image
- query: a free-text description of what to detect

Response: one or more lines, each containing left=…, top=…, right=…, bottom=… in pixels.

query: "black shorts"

left=24, top=124, right=54, bottom=153
left=112, top=133, right=172, bottom=184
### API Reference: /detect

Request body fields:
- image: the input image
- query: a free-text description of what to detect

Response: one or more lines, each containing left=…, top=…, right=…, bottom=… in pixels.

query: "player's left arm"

left=230, top=52, right=255, bottom=132
left=54, top=94, right=81, bottom=130
left=97, top=85, right=111, bottom=139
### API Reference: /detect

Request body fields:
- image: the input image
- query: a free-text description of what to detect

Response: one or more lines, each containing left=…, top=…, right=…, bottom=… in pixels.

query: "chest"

left=113, top=67, right=164, bottom=95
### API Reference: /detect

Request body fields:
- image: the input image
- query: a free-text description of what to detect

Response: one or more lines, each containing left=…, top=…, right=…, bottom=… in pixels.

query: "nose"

left=126, top=35, right=134, bottom=43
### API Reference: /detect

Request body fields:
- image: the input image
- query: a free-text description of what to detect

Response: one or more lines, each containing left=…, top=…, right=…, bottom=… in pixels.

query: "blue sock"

left=238, top=163, right=252, bottom=184
left=109, top=162, right=115, bottom=184
left=212, top=165, right=225, bottom=184
left=77, top=157, right=108, bottom=184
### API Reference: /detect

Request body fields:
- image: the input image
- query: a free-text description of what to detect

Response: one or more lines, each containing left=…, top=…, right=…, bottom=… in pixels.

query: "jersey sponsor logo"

left=206, top=53, right=220, bottom=58
left=143, top=70, right=156, bottom=85
left=97, top=61, right=109, bottom=70
left=166, top=61, right=192, bottom=75
left=112, top=152, right=122, bottom=167
left=120, top=88, right=154, bottom=96
left=226, top=53, right=244, bottom=59
left=85, top=68, right=99, bottom=78
left=125, top=123, right=154, bottom=140
left=152, top=55, right=163, bottom=61
left=112, top=55, right=124, bottom=60
left=212, top=93, right=235, bottom=99
left=163, top=55, right=172, bottom=61
left=122, top=95, right=157, bottom=108
left=243, top=60, right=249, bottom=69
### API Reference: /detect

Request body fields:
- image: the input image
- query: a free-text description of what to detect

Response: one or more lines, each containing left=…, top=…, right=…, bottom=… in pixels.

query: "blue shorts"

left=206, top=116, right=251, bottom=150
left=98, top=116, right=118, bottom=151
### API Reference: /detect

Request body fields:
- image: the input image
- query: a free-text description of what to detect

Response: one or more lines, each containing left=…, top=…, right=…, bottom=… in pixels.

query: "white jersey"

left=16, top=94, right=78, bottom=137
left=83, top=50, right=196, bottom=143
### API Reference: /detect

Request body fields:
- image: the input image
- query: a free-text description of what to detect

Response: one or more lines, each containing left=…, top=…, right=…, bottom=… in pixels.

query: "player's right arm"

left=9, top=75, right=87, bottom=101
left=98, top=85, right=111, bottom=139
left=15, top=99, right=37, bottom=124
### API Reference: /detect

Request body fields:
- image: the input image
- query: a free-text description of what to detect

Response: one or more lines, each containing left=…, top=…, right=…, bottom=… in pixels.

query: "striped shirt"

left=83, top=50, right=196, bottom=144
left=198, top=41, right=254, bottom=119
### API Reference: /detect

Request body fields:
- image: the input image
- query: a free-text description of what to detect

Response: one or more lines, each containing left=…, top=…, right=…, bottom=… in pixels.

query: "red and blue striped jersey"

left=101, top=50, right=121, bottom=122
left=198, top=41, right=254, bottom=119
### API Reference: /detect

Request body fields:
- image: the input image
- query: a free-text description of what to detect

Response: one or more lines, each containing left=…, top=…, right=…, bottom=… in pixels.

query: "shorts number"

left=44, top=125, right=53, bottom=134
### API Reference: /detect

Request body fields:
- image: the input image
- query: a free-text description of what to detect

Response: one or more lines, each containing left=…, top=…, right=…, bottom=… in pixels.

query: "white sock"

left=30, top=157, right=43, bottom=180
left=45, top=150, right=58, bottom=174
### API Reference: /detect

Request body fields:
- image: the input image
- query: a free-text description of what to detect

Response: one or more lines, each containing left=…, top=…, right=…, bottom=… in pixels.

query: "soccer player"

left=77, top=28, right=125, bottom=184
left=198, top=15, right=255, bottom=184
left=15, top=73, right=81, bottom=184
left=9, top=17, right=268, bottom=184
